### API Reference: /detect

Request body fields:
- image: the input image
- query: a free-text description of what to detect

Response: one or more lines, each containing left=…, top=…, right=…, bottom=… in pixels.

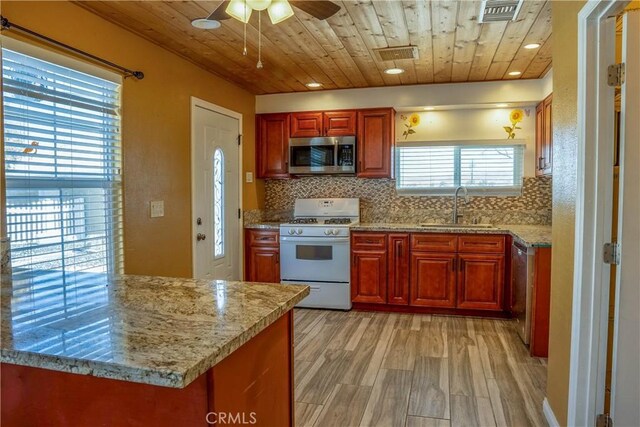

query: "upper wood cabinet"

left=357, top=108, right=395, bottom=178
left=257, top=113, right=290, bottom=179
left=324, top=111, right=357, bottom=136
left=535, top=94, right=553, bottom=176
left=290, top=112, right=323, bottom=137
left=290, top=110, right=357, bottom=137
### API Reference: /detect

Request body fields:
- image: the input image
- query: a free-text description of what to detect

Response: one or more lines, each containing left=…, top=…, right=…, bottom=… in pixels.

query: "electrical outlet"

left=150, top=200, right=164, bottom=218
left=246, top=172, right=254, bottom=183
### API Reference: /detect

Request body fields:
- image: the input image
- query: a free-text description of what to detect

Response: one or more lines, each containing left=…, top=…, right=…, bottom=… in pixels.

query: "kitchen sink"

left=420, top=223, right=494, bottom=229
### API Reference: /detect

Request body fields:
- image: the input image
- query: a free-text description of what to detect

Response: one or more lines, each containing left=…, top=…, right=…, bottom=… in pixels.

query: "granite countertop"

left=245, top=222, right=551, bottom=247
left=0, top=273, right=309, bottom=388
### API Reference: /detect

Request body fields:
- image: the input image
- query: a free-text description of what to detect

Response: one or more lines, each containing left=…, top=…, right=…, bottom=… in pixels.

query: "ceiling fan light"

left=268, top=0, right=294, bottom=24
left=247, top=0, right=272, bottom=11
left=226, top=0, right=253, bottom=23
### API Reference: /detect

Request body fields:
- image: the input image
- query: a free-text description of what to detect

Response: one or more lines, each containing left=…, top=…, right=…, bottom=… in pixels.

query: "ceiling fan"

left=191, top=0, right=340, bottom=71
left=206, top=0, right=341, bottom=24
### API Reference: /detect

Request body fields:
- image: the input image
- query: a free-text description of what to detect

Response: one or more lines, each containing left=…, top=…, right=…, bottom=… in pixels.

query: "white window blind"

left=396, top=140, right=525, bottom=195
left=2, top=45, right=123, bottom=278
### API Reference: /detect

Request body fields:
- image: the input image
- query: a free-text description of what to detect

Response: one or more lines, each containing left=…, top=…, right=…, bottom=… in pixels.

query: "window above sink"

left=395, top=139, right=525, bottom=196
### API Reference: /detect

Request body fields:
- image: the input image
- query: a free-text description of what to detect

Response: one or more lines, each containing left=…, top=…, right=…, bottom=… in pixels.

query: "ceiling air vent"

left=374, top=46, right=419, bottom=62
left=478, top=0, right=524, bottom=23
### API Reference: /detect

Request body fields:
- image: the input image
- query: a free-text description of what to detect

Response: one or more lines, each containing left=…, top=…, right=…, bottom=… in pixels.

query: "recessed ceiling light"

left=306, top=82, right=323, bottom=88
left=524, top=43, right=541, bottom=49
left=496, top=103, right=509, bottom=108
left=384, top=68, right=405, bottom=75
left=423, top=107, right=435, bottom=111
left=508, top=71, right=522, bottom=76
left=191, top=18, right=221, bottom=29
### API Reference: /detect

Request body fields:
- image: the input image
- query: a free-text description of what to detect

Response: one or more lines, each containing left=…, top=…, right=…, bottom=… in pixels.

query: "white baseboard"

left=543, top=398, right=560, bottom=427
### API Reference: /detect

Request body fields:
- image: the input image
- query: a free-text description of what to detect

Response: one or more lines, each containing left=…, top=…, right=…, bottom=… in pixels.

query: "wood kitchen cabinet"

left=357, top=108, right=395, bottom=178
left=351, top=233, right=387, bottom=304
left=535, top=94, right=553, bottom=176
left=245, top=229, right=280, bottom=283
left=350, top=231, right=508, bottom=314
left=290, top=110, right=356, bottom=137
left=410, top=252, right=457, bottom=308
left=387, top=234, right=410, bottom=305
left=256, top=113, right=290, bottom=179
left=457, top=253, right=505, bottom=310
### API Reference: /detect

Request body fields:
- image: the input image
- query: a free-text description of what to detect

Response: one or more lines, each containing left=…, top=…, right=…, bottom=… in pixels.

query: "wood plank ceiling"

left=75, top=1, right=552, bottom=95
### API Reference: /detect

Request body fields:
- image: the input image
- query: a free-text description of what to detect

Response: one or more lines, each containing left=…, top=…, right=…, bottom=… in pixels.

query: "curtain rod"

left=0, top=15, right=144, bottom=80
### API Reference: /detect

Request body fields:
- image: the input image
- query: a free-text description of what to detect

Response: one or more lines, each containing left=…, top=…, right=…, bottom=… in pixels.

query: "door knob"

left=197, top=233, right=206, bottom=241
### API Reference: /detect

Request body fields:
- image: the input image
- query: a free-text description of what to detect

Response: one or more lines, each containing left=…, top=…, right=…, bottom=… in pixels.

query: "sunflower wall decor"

left=503, top=109, right=525, bottom=139
left=401, top=113, right=421, bottom=139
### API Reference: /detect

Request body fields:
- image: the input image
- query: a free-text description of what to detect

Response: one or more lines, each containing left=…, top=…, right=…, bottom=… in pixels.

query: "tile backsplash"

left=250, top=176, right=552, bottom=225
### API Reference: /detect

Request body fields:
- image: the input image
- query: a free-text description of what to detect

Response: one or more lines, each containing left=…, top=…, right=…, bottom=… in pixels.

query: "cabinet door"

left=410, top=252, right=456, bottom=308
left=351, top=249, right=387, bottom=304
left=291, top=112, right=323, bottom=137
left=457, top=253, right=504, bottom=311
left=541, top=95, right=553, bottom=175
left=257, top=114, right=290, bottom=179
left=535, top=101, right=545, bottom=176
left=324, top=111, right=356, bottom=136
left=247, top=246, right=280, bottom=283
left=388, top=234, right=409, bottom=305
left=357, top=108, right=394, bottom=178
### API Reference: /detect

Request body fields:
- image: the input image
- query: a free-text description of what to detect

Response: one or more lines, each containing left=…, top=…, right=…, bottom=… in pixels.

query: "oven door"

left=280, top=236, right=350, bottom=283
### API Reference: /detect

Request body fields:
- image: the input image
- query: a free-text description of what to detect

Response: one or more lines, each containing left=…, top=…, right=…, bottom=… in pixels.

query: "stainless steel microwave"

left=288, top=136, right=356, bottom=175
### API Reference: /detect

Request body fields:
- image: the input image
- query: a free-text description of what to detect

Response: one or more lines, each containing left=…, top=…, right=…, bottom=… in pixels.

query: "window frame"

left=395, top=139, right=526, bottom=197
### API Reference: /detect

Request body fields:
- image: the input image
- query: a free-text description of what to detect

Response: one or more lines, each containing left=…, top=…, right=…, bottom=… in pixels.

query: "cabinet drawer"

left=352, top=233, right=387, bottom=249
left=410, top=233, right=457, bottom=252
left=247, top=230, right=280, bottom=247
left=458, top=235, right=505, bottom=253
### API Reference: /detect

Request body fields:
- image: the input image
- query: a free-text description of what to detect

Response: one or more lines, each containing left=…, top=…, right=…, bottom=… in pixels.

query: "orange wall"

left=1, top=1, right=262, bottom=277
left=547, top=1, right=586, bottom=424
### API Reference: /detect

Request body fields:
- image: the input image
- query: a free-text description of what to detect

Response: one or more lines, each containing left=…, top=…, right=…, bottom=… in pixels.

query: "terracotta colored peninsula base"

left=1, top=311, right=294, bottom=427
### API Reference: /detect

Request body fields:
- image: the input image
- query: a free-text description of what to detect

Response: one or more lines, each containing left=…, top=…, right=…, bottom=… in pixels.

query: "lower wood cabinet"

left=351, top=231, right=507, bottom=314
left=457, top=253, right=504, bottom=310
left=410, top=252, right=456, bottom=308
left=245, top=229, right=280, bottom=283
left=351, top=249, right=387, bottom=304
left=387, top=234, right=409, bottom=305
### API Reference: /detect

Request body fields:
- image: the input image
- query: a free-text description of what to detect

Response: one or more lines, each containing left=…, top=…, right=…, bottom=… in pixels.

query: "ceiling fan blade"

left=206, top=0, right=232, bottom=21
left=290, top=1, right=341, bottom=20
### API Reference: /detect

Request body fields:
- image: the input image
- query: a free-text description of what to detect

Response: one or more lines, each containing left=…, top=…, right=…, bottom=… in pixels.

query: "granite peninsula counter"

left=1, top=273, right=309, bottom=426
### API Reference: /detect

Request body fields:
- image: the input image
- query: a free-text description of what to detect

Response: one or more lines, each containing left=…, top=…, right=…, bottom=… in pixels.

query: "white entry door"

left=192, top=104, right=240, bottom=280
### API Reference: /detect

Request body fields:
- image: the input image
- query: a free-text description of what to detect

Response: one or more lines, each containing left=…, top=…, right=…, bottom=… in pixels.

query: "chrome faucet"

left=452, top=186, right=469, bottom=224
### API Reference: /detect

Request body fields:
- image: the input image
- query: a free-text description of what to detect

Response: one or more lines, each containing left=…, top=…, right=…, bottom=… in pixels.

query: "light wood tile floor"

left=293, top=309, right=547, bottom=427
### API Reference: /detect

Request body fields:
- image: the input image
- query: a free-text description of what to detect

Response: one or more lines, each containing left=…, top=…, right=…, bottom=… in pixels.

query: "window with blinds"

left=2, top=45, right=123, bottom=278
left=396, top=141, right=525, bottom=195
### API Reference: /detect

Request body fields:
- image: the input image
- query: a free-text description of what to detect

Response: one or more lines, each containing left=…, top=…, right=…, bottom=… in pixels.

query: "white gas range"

left=280, top=198, right=359, bottom=310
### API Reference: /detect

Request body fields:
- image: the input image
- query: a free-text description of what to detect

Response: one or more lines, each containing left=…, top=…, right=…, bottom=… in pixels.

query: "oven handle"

left=280, top=236, right=350, bottom=244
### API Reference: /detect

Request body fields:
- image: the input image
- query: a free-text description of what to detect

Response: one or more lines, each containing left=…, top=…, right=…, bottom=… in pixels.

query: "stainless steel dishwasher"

left=512, top=242, right=535, bottom=345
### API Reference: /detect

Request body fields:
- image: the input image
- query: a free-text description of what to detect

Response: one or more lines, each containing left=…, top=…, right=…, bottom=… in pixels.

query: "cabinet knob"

left=197, top=233, right=206, bottom=241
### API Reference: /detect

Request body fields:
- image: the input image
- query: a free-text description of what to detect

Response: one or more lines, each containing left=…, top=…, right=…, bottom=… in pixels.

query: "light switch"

left=246, top=172, right=254, bottom=183
left=150, top=200, right=164, bottom=218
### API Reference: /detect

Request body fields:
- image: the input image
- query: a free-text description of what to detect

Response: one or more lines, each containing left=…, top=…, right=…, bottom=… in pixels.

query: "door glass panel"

left=213, top=148, right=224, bottom=259
left=296, top=245, right=333, bottom=260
